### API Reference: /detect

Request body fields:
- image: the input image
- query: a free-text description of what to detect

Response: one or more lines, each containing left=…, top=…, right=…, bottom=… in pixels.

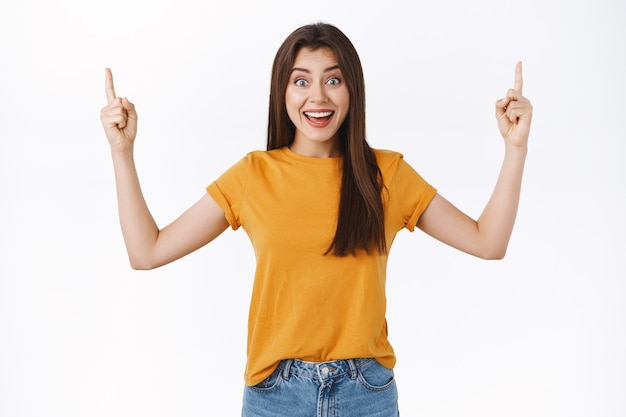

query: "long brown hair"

left=267, top=23, right=386, bottom=256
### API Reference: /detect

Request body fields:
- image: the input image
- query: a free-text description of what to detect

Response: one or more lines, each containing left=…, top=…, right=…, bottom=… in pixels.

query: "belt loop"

left=282, top=359, right=294, bottom=380
left=347, top=359, right=358, bottom=379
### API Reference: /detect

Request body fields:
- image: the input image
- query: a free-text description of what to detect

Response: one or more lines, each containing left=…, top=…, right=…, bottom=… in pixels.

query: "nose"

left=309, top=82, right=328, bottom=104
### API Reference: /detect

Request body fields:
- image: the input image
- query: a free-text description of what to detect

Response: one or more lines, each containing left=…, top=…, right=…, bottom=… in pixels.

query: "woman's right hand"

left=100, top=68, right=138, bottom=152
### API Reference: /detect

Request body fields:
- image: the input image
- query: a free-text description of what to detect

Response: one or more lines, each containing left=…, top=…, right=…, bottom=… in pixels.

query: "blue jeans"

left=242, top=358, right=399, bottom=417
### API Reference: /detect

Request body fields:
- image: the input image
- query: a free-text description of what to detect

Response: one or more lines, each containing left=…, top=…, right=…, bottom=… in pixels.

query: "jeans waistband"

left=279, top=358, right=375, bottom=381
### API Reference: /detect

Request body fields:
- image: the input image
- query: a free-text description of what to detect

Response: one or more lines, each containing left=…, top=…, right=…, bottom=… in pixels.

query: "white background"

left=1, top=0, right=624, bottom=416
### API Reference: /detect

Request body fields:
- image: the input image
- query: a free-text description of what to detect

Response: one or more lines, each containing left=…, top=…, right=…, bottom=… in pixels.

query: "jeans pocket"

left=247, top=366, right=284, bottom=393
left=356, top=359, right=396, bottom=392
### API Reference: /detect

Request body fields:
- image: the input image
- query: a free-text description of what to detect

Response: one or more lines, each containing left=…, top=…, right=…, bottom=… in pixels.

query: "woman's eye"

left=327, top=77, right=341, bottom=85
left=295, top=79, right=308, bottom=87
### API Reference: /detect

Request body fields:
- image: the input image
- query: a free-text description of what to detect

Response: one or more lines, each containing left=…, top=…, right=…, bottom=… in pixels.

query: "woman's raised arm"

left=100, top=68, right=228, bottom=270
left=417, top=62, right=533, bottom=259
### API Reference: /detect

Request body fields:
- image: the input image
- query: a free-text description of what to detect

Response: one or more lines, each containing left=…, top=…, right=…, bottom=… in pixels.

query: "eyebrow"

left=290, top=65, right=341, bottom=74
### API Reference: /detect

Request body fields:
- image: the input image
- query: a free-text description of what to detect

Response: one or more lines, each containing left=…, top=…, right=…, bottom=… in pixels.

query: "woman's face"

left=285, top=47, right=350, bottom=158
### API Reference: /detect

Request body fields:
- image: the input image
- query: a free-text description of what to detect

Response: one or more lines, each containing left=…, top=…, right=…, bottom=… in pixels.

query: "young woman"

left=100, top=23, right=532, bottom=417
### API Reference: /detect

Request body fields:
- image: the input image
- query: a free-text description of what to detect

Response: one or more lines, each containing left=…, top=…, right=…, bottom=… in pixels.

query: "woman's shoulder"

left=372, top=148, right=403, bottom=158
left=235, top=148, right=281, bottom=165
left=244, top=147, right=287, bottom=159
left=372, top=148, right=405, bottom=168
left=225, top=148, right=297, bottom=175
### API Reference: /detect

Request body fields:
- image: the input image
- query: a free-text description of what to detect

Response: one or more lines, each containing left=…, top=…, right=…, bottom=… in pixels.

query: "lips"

left=303, top=110, right=334, bottom=127
left=304, top=111, right=333, bottom=118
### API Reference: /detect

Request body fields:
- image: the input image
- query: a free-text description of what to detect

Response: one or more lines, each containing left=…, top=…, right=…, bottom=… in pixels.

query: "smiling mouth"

left=304, top=111, right=334, bottom=121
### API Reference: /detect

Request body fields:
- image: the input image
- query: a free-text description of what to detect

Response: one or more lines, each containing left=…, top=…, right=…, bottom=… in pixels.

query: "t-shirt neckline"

left=280, top=146, right=343, bottom=166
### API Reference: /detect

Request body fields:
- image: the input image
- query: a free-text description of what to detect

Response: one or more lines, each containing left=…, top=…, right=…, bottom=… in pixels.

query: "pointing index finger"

left=513, top=61, right=523, bottom=94
left=105, top=68, right=116, bottom=103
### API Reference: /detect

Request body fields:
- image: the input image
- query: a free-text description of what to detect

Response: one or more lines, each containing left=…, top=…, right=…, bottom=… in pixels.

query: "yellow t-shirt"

left=207, top=146, right=436, bottom=386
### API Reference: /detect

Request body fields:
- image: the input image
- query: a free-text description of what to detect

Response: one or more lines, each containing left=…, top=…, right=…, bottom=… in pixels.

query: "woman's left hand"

left=496, top=62, right=533, bottom=149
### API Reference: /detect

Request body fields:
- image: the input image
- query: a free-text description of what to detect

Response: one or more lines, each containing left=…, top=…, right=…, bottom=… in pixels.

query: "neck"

left=289, top=138, right=341, bottom=158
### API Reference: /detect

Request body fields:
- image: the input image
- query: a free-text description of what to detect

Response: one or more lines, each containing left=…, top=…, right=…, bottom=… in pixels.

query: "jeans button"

left=321, top=366, right=329, bottom=375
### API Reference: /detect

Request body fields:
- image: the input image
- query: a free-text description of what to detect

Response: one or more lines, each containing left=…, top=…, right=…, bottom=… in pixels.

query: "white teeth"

left=304, top=111, right=333, bottom=118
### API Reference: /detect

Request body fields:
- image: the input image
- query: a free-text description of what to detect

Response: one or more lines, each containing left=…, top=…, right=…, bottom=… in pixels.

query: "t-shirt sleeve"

left=394, top=156, right=437, bottom=232
left=206, top=155, right=251, bottom=230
